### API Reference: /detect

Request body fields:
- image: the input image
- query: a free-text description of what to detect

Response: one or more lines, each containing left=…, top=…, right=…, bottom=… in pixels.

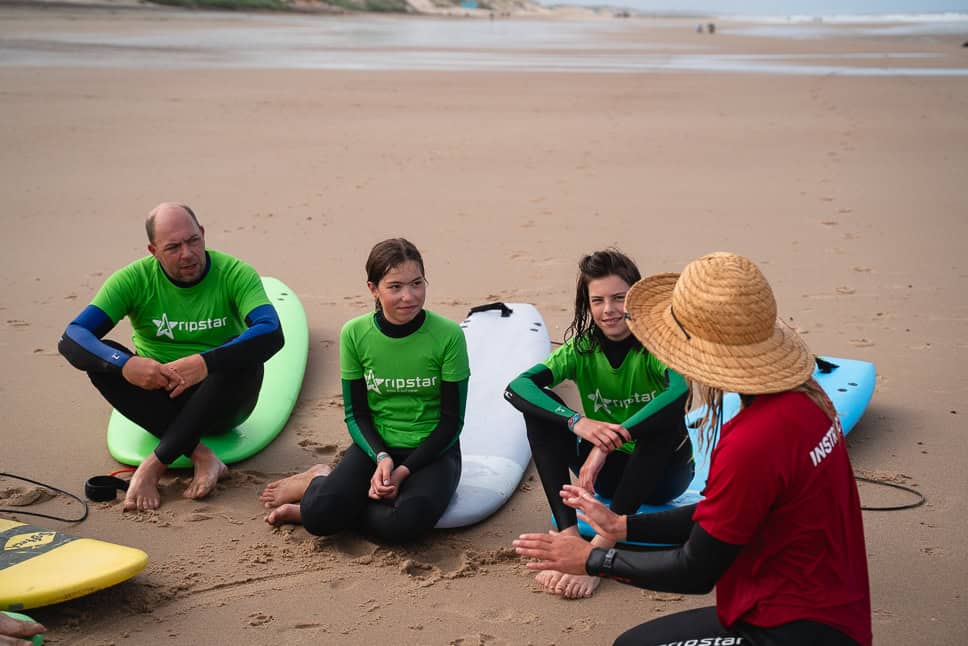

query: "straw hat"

left=625, top=252, right=814, bottom=394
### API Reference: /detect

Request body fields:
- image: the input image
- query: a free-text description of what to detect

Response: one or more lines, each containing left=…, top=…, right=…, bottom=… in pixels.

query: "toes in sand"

left=259, top=464, right=331, bottom=508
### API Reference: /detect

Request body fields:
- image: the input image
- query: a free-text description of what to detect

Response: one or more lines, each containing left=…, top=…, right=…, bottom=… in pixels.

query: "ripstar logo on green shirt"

left=152, top=312, right=230, bottom=339
left=365, top=368, right=438, bottom=394
left=586, top=387, right=657, bottom=415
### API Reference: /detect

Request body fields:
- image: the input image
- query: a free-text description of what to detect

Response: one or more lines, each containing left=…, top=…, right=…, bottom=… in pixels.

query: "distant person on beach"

left=59, top=203, right=284, bottom=512
left=0, top=612, right=44, bottom=645
left=514, top=253, right=871, bottom=645
left=504, top=249, right=693, bottom=599
left=707, top=22, right=716, bottom=34
left=262, top=238, right=469, bottom=543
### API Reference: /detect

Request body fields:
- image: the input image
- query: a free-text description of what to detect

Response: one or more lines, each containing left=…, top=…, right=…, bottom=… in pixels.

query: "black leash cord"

left=856, top=475, right=926, bottom=511
left=0, top=472, right=89, bottom=523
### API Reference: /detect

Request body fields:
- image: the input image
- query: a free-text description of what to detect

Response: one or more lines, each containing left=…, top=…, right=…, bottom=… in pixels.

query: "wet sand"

left=1, top=6, right=966, bottom=644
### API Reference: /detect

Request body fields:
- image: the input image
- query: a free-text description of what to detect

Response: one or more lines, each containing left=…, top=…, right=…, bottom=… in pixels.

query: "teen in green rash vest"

left=504, top=249, right=693, bottom=599
left=262, top=238, right=469, bottom=543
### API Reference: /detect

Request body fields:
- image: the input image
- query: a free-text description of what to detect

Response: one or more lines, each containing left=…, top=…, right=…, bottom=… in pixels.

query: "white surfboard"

left=435, top=303, right=551, bottom=528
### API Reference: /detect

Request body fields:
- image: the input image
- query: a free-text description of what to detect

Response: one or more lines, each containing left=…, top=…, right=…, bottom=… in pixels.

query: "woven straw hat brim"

left=625, top=273, right=814, bottom=394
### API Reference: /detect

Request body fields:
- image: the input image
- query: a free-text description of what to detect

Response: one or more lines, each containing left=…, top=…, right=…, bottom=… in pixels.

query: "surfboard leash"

left=855, top=475, right=926, bottom=511
left=0, top=472, right=89, bottom=523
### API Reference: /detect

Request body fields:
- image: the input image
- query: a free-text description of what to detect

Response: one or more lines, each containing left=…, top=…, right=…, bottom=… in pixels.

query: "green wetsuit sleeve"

left=622, top=369, right=688, bottom=439
left=401, top=377, right=468, bottom=474
left=504, top=364, right=576, bottom=427
left=343, top=377, right=388, bottom=460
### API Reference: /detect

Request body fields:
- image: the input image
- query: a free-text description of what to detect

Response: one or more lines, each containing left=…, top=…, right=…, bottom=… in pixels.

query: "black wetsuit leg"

left=526, top=388, right=695, bottom=528
left=614, top=606, right=860, bottom=646
left=364, top=444, right=461, bottom=544
left=613, top=607, right=737, bottom=646
left=299, top=443, right=461, bottom=543
left=580, top=433, right=695, bottom=515
left=523, top=390, right=583, bottom=531
left=88, top=341, right=263, bottom=464
left=299, top=443, right=373, bottom=537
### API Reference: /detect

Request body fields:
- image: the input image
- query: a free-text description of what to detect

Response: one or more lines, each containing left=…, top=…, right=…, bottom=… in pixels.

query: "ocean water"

left=1, top=8, right=966, bottom=75
left=540, top=0, right=968, bottom=20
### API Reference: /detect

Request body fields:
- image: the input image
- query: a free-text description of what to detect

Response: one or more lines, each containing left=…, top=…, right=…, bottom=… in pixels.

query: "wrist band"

left=376, top=452, right=390, bottom=463
left=566, top=413, right=582, bottom=431
left=602, top=548, right=617, bottom=571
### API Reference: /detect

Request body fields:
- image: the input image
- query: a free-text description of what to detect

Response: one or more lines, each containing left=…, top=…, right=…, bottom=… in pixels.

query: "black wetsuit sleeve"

left=626, top=503, right=698, bottom=545
left=344, top=377, right=389, bottom=460
left=201, top=303, right=284, bottom=372
left=504, top=364, right=575, bottom=428
left=586, top=521, right=743, bottom=594
left=402, top=378, right=468, bottom=473
left=58, top=305, right=128, bottom=374
left=622, top=369, right=689, bottom=441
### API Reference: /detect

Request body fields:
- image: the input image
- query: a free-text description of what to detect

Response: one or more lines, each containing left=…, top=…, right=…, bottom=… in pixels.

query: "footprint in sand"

left=247, top=612, right=273, bottom=627
left=298, top=439, right=339, bottom=456
left=849, top=338, right=875, bottom=348
left=0, top=486, right=53, bottom=506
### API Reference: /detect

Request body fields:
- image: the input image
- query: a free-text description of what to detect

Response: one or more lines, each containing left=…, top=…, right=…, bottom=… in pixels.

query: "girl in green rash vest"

left=504, top=249, right=693, bottom=599
left=262, top=238, right=470, bottom=543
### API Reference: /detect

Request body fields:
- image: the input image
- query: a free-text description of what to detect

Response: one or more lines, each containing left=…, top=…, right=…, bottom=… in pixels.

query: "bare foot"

left=535, top=569, right=565, bottom=592
left=123, top=453, right=166, bottom=511
left=183, top=444, right=229, bottom=500
left=0, top=612, right=45, bottom=644
left=554, top=573, right=602, bottom=599
left=265, top=503, right=302, bottom=527
left=259, top=464, right=331, bottom=509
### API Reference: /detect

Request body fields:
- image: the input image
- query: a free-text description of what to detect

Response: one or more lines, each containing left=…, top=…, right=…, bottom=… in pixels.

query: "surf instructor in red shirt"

left=514, top=252, right=871, bottom=646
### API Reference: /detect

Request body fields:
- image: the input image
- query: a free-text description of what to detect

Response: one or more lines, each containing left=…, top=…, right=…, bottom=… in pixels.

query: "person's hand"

left=381, top=465, right=411, bottom=501
left=164, top=354, right=208, bottom=398
left=578, top=446, right=608, bottom=492
left=0, top=611, right=45, bottom=645
left=512, top=531, right=593, bottom=575
left=572, top=417, right=630, bottom=452
left=368, top=455, right=396, bottom=500
left=560, top=484, right=627, bottom=543
left=122, top=355, right=183, bottom=392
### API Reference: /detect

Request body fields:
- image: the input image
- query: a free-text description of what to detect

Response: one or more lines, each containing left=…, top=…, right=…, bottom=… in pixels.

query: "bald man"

left=59, top=203, right=284, bottom=511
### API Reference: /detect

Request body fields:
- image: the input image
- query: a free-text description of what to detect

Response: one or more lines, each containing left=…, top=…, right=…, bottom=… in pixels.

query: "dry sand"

left=1, top=6, right=966, bottom=644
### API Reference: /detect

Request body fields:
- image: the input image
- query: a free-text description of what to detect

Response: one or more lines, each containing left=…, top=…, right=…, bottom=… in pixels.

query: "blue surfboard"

left=567, top=356, right=876, bottom=544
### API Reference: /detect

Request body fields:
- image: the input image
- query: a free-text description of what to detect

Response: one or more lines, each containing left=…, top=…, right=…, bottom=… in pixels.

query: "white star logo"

left=364, top=368, right=384, bottom=394
left=587, top=388, right=612, bottom=414
left=153, top=312, right=177, bottom=339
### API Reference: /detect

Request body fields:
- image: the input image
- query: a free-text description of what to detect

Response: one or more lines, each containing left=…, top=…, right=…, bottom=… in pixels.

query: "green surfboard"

left=106, top=276, right=308, bottom=468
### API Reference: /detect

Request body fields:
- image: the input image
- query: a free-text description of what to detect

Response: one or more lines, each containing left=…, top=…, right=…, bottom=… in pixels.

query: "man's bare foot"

left=123, top=453, right=166, bottom=511
left=535, top=569, right=565, bottom=592
left=265, top=503, right=302, bottom=527
left=183, top=444, right=229, bottom=500
left=554, top=573, right=602, bottom=599
left=259, top=464, right=331, bottom=509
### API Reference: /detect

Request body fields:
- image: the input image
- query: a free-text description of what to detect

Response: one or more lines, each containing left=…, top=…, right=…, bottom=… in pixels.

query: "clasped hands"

left=368, top=455, right=410, bottom=501
left=121, top=354, right=208, bottom=398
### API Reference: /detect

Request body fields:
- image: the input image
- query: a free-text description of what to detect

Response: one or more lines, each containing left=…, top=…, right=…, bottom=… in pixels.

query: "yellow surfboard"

left=0, top=519, right=147, bottom=611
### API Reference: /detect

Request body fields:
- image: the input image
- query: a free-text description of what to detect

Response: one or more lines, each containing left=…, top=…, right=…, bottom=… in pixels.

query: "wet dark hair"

left=365, top=238, right=426, bottom=310
left=564, top=248, right=642, bottom=354
left=145, top=204, right=200, bottom=244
